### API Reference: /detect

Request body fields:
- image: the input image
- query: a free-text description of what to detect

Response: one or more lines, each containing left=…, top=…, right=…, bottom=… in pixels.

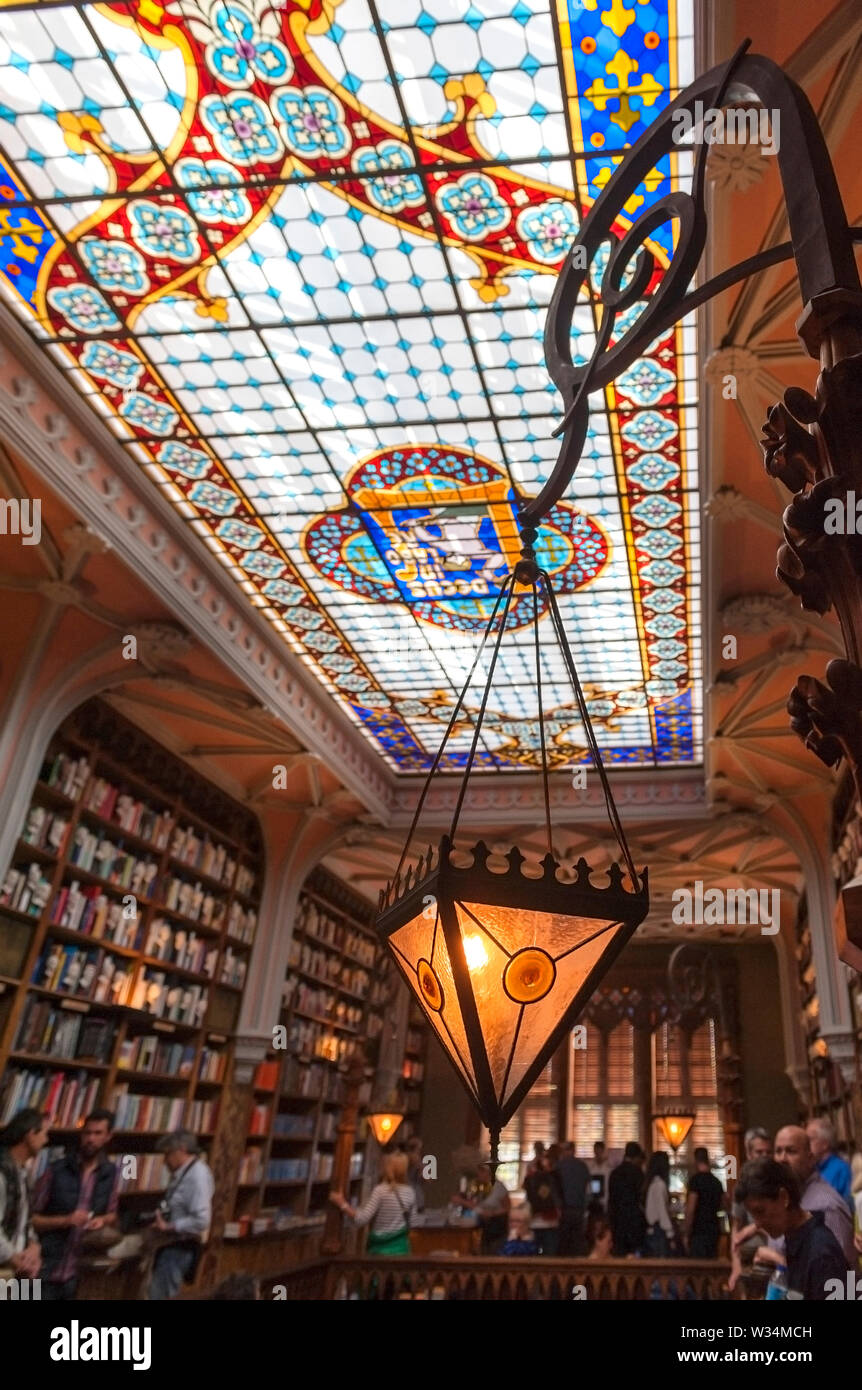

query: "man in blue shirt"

left=806, top=1118, right=852, bottom=1213
left=147, top=1130, right=213, bottom=1300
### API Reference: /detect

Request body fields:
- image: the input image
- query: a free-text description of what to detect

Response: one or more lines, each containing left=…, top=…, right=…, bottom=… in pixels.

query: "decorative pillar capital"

left=795, top=288, right=862, bottom=362
left=233, top=1032, right=271, bottom=1085
left=818, top=1028, right=857, bottom=1089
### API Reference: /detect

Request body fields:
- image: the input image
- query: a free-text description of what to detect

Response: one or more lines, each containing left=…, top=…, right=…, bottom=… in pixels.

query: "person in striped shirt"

left=330, top=1151, right=416, bottom=1255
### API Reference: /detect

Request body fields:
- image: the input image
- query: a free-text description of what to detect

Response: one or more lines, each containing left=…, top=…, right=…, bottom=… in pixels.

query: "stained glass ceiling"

left=0, top=0, right=701, bottom=774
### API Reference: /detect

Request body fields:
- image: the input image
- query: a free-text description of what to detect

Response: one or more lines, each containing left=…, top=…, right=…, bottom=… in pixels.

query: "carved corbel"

left=786, top=659, right=862, bottom=782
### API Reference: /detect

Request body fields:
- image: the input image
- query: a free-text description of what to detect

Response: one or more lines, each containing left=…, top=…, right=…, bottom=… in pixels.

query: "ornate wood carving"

left=262, top=1254, right=734, bottom=1302
left=765, top=351, right=862, bottom=972
left=321, top=1053, right=366, bottom=1257
left=199, top=1061, right=255, bottom=1290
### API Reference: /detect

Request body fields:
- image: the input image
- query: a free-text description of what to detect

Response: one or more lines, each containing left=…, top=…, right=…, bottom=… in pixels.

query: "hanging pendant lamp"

left=366, top=1110, right=405, bottom=1147
left=654, top=1110, right=697, bottom=1153
left=376, top=524, right=649, bottom=1166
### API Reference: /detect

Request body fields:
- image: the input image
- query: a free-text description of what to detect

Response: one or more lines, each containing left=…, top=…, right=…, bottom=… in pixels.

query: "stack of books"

left=40, top=752, right=91, bottom=801
left=50, top=882, right=141, bottom=944
left=85, top=778, right=173, bottom=848
left=117, top=1035, right=196, bottom=1077
left=22, top=806, right=70, bottom=856
left=0, top=1066, right=100, bottom=1127
left=15, top=999, right=112, bottom=1062
left=111, top=1086, right=217, bottom=1134
left=129, top=968, right=208, bottom=1025
left=32, top=942, right=135, bottom=1004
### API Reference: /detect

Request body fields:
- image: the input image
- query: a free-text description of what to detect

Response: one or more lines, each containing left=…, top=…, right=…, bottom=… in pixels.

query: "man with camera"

left=146, top=1130, right=213, bottom=1300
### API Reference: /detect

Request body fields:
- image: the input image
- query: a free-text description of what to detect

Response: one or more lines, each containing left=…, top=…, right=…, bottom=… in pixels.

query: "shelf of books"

left=225, top=866, right=396, bottom=1244
left=824, top=770, right=862, bottom=1136
left=401, top=999, right=428, bottom=1138
left=0, top=697, right=264, bottom=1207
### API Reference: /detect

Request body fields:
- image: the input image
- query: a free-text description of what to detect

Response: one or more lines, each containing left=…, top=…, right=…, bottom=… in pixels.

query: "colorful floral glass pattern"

left=0, top=0, right=699, bottom=772
left=204, top=1, right=293, bottom=88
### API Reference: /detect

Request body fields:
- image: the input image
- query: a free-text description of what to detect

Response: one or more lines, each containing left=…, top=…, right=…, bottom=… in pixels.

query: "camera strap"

left=163, top=1157, right=198, bottom=1212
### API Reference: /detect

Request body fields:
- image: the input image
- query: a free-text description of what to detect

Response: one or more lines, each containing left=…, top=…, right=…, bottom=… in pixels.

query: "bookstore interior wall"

left=0, top=696, right=427, bottom=1287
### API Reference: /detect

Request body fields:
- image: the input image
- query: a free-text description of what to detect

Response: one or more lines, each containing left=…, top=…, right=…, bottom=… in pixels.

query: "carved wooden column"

left=321, top=1052, right=365, bottom=1256
left=764, top=297, right=862, bottom=971
left=197, top=1035, right=261, bottom=1289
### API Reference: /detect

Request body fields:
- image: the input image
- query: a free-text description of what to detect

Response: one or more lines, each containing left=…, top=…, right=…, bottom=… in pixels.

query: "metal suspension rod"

left=393, top=576, right=513, bottom=883
left=541, top=570, right=640, bottom=893
left=449, top=567, right=519, bottom=844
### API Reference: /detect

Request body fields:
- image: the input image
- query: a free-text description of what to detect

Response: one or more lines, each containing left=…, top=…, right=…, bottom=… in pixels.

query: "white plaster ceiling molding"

left=133, top=621, right=194, bottom=669
left=388, top=770, right=706, bottom=828
left=719, top=593, right=792, bottom=634
left=0, top=321, right=391, bottom=820
left=704, top=484, right=782, bottom=533
left=706, top=142, right=768, bottom=192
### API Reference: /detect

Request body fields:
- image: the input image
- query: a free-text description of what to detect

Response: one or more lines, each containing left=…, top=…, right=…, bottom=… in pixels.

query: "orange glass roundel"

left=503, top=947, right=556, bottom=1004
left=417, top=958, right=443, bottom=1012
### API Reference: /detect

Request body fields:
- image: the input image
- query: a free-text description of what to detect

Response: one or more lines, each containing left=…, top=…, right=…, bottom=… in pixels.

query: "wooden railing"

left=263, top=1255, right=735, bottom=1301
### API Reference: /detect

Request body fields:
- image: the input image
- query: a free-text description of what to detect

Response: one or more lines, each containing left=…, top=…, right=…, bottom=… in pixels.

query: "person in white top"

left=588, top=1141, right=613, bottom=1211
left=644, top=1150, right=675, bottom=1256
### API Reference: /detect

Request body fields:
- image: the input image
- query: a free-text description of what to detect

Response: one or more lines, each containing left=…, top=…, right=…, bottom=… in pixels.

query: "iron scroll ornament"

left=519, top=42, right=861, bottom=527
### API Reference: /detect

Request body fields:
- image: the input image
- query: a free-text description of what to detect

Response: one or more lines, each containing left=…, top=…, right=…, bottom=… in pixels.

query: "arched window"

left=570, top=1019, right=639, bottom=1156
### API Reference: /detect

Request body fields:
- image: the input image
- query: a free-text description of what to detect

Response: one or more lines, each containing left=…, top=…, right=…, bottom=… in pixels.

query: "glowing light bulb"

left=463, top=934, right=488, bottom=971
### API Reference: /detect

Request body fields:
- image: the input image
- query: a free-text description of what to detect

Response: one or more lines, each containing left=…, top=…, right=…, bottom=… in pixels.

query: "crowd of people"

left=728, top=1120, right=860, bottom=1298
left=4, top=1101, right=861, bottom=1301
left=470, top=1117, right=862, bottom=1299
left=463, top=1138, right=728, bottom=1261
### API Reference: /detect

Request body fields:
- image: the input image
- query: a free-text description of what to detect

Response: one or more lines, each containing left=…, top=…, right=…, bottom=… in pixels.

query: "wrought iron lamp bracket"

left=519, top=42, right=862, bottom=972
left=521, top=42, right=861, bottom=527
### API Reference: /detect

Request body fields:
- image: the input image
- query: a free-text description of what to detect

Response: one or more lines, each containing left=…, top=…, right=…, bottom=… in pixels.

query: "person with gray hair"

left=805, top=1117, right=852, bottom=1211
left=737, top=1125, right=855, bottom=1270
left=728, top=1127, right=773, bottom=1291
left=743, top=1127, right=772, bottom=1160
left=147, top=1130, right=213, bottom=1300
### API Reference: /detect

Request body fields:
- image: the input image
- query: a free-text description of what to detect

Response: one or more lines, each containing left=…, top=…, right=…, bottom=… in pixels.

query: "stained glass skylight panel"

left=0, top=0, right=701, bottom=773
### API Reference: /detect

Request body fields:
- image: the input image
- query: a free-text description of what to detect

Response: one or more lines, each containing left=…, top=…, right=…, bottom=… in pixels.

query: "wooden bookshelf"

left=0, top=698, right=263, bottom=1203
left=400, top=998, right=428, bottom=1134
left=832, top=771, right=862, bottom=1072
left=226, top=866, right=398, bottom=1240
left=799, top=772, right=862, bottom=1137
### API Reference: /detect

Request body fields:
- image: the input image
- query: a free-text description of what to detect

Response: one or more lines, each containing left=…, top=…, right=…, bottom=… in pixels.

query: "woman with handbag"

left=330, top=1151, right=415, bottom=1255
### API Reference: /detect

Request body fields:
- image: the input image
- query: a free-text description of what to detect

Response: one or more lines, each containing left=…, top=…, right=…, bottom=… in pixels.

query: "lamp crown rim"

left=377, top=835, right=648, bottom=923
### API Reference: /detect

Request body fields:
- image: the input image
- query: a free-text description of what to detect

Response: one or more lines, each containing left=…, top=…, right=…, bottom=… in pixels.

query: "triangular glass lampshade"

left=367, top=1112, right=404, bottom=1146
left=654, top=1111, right=696, bottom=1152
left=378, top=837, right=648, bottom=1135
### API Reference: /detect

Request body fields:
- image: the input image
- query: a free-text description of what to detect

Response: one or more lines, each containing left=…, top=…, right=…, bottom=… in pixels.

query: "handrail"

left=262, top=1255, right=735, bottom=1301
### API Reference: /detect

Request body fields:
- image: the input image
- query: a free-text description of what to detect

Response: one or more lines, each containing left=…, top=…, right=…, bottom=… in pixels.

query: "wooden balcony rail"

left=264, top=1255, right=735, bottom=1301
